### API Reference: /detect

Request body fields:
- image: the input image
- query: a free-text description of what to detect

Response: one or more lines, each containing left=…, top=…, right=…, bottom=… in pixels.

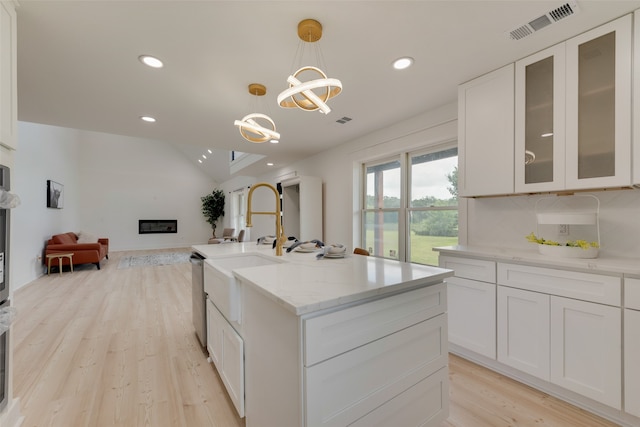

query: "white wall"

left=12, top=122, right=216, bottom=290
left=467, top=190, right=640, bottom=258
left=236, top=99, right=640, bottom=261
left=232, top=102, right=459, bottom=249
left=220, top=175, right=284, bottom=244
left=12, top=122, right=81, bottom=290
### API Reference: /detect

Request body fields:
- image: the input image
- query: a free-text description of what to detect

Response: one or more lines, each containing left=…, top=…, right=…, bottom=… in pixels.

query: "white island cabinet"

left=221, top=249, right=452, bottom=427
left=193, top=243, right=452, bottom=427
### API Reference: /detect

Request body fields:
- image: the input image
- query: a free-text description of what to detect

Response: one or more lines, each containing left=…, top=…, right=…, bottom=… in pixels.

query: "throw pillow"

left=77, top=231, right=99, bottom=243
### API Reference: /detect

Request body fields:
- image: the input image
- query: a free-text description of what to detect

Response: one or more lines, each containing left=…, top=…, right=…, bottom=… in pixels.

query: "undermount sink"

left=204, top=253, right=285, bottom=323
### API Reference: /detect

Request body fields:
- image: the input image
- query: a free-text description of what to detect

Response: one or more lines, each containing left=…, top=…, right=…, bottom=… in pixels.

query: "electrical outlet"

left=558, top=224, right=570, bottom=235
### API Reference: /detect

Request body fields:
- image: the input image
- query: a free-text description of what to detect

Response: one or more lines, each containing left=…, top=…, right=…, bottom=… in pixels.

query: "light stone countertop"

left=434, top=245, right=640, bottom=276
left=192, top=242, right=453, bottom=315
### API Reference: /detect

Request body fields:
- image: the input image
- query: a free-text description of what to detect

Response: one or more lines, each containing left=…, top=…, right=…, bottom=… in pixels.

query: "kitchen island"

left=192, top=243, right=453, bottom=427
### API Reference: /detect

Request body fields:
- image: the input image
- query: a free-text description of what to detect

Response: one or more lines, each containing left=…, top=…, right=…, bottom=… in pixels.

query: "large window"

left=409, top=147, right=458, bottom=265
left=362, top=146, right=458, bottom=265
left=363, top=158, right=402, bottom=260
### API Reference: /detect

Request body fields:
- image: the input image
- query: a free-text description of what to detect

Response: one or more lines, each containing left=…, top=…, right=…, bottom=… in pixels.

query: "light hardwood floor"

left=11, top=249, right=619, bottom=427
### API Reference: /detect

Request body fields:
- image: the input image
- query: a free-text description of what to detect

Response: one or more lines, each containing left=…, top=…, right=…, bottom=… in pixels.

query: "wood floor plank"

left=11, top=248, right=619, bottom=427
left=13, top=249, right=245, bottom=427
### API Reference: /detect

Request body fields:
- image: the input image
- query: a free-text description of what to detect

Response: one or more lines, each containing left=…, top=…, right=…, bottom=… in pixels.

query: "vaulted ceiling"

left=16, top=1, right=640, bottom=183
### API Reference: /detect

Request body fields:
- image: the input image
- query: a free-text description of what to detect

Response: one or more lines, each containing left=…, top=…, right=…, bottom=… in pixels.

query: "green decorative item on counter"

left=201, top=189, right=225, bottom=238
left=525, top=232, right=599, bottom=250
left=526, top=232, right=599, bottom=259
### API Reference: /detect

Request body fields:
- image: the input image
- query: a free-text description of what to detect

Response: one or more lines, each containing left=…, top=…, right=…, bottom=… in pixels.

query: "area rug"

left=117, top=252, right=192, bottom=269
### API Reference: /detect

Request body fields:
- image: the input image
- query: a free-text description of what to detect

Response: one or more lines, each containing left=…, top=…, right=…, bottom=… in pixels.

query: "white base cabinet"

left=497, top=286, right=550, bottom=380
left=440, top=252, right=629, bottom=417
left=625, top=308, right=640, bottom=418
left=624, top=277, right=640, bottom=418
left=446, top=277, right=495, bottom=358
left=498, top=262, right=622, bottom=409
left=439, top=255, right=496, bottom=359
left=549, top=296, right=621, bottom=409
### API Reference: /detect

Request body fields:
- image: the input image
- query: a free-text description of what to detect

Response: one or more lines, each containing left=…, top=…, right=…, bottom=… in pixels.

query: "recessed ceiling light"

left=140, top=116, right=156, bottom=123
left=392, top=56, right=414, bottom=70
left=198, top=159, right=202, bottom=163
left=270, top=139, right=279, bottom=144
left=207, top=149, right=212, bottom=154
left=202, top=154, right=207, bottom=159
left=267, top=162, right=274, bottom=166
left=139, top=55, right=163, bottom=68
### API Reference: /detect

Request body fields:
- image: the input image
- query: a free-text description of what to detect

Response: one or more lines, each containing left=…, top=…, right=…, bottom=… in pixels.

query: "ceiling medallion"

left=234, top=83, right=281, bottom=143
left=277, top=19, right=342, bottom=114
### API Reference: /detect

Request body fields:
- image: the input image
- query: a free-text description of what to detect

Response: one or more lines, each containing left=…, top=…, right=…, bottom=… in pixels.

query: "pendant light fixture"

left=277, top=19, right=342, bottom=114
left=234, top=83, right=281, bottom=143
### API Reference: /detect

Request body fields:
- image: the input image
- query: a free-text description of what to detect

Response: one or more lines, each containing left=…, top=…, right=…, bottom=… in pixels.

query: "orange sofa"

left=44, top=232, right=109, bottom=270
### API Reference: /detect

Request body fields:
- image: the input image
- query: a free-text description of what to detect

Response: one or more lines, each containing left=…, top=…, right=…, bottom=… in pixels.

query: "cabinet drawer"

left=305, top=314, right=447, bottom=427
left=439, top=255, right=496, bottom=283
left=625, top=277, right=640, bottom=310
left=349, top=367, right=448, bottom=427
left=498, top=263, right=620, bottom=306
left=304, top=284, right=446, bottom=366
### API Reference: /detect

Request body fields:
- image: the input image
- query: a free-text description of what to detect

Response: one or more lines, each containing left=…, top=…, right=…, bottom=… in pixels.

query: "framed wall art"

left=47, top=180, right=64, bottom=209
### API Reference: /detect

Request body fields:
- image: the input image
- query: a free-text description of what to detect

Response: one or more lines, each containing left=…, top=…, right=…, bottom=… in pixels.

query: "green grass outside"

left=411, top=235, right=458, bottom=266
left=364, top=229, right=457, bottom=266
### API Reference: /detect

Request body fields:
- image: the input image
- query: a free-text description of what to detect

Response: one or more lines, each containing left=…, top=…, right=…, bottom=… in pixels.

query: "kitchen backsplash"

left=467, top=188, right=640, bottom=259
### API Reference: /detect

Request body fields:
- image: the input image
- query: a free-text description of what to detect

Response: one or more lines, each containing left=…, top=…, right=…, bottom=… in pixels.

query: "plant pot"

left=537, top=244, right=599, bottom=259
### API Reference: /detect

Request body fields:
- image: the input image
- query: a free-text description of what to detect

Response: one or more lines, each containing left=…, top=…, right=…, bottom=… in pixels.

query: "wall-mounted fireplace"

left=139, top=219, right=177, bottom=234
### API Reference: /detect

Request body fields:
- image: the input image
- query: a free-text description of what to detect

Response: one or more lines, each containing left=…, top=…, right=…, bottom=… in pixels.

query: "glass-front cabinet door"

left=565, top=14, right=631, bottom=190
left=516, top=14, right=631, bottom=194
left=515, top=44, right=566, bottom=193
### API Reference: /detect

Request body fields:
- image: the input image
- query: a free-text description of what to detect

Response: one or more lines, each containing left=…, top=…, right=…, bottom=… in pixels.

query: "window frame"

left=407, top=145, right=458, bottom=265
left=361, top=155, right=405, bottom=260
left=360, top=142, right=458, bottom=265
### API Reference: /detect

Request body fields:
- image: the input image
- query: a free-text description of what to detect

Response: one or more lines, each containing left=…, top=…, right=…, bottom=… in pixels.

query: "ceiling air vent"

left=507, top=1, right=580, bottom=41
left=336, top=116, right=352, bottom=124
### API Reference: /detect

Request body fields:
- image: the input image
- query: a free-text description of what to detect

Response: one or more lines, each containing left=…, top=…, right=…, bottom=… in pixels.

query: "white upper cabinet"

left=458, top=64, right=514, bottom=197
left=565, top=14, right=632, bottom=190
left=0, top=1, right=17, bottom=150
left=516, top=14, right=632, bottom=193
left=515, top=44, right=566, bottom=193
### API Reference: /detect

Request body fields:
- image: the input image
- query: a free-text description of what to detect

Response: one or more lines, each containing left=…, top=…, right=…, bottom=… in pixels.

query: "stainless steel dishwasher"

left=190, top=252, right=206, bottom=348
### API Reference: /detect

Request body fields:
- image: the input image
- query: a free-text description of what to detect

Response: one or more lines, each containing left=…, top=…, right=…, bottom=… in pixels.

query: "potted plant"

left=201, top=189, right=225, bottom=238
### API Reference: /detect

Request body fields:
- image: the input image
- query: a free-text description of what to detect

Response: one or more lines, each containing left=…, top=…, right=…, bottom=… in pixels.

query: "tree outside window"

left=362, top=146, right=458, bottom=265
